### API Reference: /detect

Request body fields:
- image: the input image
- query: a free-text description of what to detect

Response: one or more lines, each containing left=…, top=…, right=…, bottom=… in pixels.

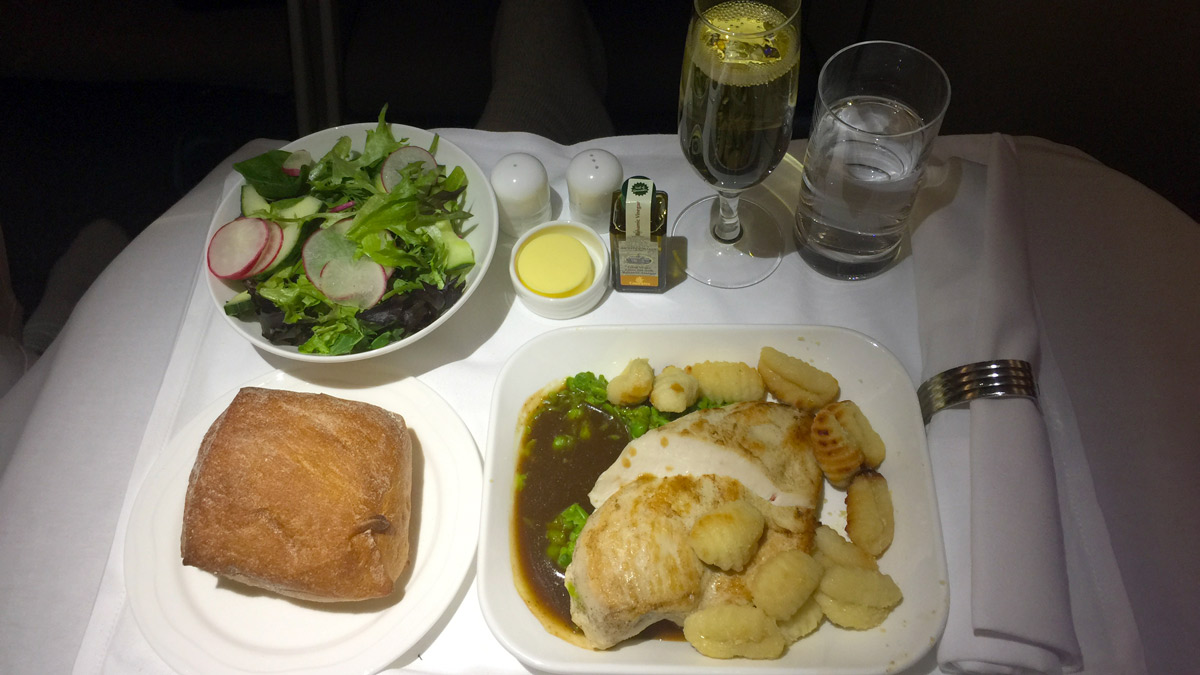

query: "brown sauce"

left=512, top=390, right=687, bottom=642
left=513, top=399, right=625, bottom=632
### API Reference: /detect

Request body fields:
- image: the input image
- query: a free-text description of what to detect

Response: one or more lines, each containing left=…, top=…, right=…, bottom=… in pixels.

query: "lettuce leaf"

left=233, top=150, right=306, bottom=200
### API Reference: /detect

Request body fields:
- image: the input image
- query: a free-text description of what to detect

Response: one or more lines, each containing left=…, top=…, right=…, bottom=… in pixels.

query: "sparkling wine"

left=678, top=1, right=801, bottom=192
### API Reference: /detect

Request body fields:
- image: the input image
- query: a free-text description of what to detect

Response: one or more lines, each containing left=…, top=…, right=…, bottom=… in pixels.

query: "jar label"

left=617, top=237, right=660, bottom=285
left=624, top=177, right=654, bottom=240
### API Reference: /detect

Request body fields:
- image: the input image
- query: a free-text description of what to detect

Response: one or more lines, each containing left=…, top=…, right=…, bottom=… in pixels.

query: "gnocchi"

left=776, top=595, right=825, bottom=641
left=814, top=591, right=892, bottom=630
left=814, top=565, right=903, bottom=630
left=812, top=524, right=878, bottom=571
left=811, top=400, right=886, bottom=488
left=817, top=401, right=885, bottom=477
left=686, top=360, right=765, bottom=404
left=845, top=470, right=894, bottom=557
left=757, top=346, right=840, bottom=410
left=606, top=358, right=654, bottom=405
left=682, top=604, right=786, bottom=659
left=748, top=549, right=824, bottom=620
left=649, top=365, right=699, bottom=413
left=818, top=565, right=903, bottom=609
left=689, top=500, right=765, bottom=572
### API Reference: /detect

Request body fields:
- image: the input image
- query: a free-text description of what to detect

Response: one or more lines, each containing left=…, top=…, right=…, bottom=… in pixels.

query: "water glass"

left=794, top=41, right=950, bottom=279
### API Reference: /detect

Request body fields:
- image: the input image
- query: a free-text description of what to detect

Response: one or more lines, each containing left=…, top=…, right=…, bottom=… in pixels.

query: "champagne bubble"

left=692, top=1, right=800, bottom=87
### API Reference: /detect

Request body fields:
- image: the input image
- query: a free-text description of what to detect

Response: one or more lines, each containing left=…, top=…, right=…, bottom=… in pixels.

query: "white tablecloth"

left=2, top=130, right=1195, bottom=674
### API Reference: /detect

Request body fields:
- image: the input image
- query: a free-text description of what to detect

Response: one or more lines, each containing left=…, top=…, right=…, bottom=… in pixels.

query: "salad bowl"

left=205, top=122, right=499, bottom=363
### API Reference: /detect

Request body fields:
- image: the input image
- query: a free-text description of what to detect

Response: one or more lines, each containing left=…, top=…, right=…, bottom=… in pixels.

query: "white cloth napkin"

left=912, top=134, right=1082, bottom=673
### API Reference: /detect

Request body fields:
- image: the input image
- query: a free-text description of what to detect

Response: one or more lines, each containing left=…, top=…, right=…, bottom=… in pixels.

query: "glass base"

left=796, top=244, right=898, bottom=280
left=671, top=195, right=784, bottom=289
left=793, top=213, right=902, bottom=280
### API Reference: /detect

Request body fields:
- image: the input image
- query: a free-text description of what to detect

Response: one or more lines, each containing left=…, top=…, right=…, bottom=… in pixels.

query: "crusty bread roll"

left=181, top=387, right=412, bottom=602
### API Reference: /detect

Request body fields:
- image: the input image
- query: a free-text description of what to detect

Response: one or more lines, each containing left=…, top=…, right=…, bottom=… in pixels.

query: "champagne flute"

left=674, top=0, right=802, bottom=288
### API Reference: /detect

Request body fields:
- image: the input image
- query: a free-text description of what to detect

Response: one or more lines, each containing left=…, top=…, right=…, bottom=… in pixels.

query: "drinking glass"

left=794, top=41, right=950, bottom=280
left=674, top=0, right=802, bottom=288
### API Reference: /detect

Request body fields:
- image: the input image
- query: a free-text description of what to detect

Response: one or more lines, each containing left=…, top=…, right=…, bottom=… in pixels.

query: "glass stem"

left=713, top=190, right=743, bottom=243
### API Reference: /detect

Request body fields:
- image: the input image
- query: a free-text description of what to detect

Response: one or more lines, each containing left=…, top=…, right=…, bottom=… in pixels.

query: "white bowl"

left=478, top=325, right=948, bottom=674
left=206, top=123, right=498, bottom=363
left=509, top=221, right=609, bottom=319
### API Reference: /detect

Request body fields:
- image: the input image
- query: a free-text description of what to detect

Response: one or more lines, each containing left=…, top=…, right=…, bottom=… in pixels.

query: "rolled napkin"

left=911, top=134, right=1081, bottom=673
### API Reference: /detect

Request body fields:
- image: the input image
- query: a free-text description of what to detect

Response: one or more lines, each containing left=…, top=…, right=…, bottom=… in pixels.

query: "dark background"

left=2, top=0, right=1197, bottom=320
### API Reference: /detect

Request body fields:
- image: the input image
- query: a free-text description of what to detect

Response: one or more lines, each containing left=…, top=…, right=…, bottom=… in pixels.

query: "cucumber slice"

left=275, top=194, right=323, bottom=222
left=240, top=184, right=270, bottom=217
left=421, top=220, right=475, bottom=273
left=223, top=290, right=255, bottom=316
left=443, top=234, right=474, bottom=272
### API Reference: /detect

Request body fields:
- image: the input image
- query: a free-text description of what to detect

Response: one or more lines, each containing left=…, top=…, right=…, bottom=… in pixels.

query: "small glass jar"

left=609, top=176, right=669, bottom=293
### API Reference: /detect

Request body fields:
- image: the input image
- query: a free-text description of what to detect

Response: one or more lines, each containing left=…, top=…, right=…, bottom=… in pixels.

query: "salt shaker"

left=566, top=149, right=623, bottom=228
left=491, top=153, right=552, bottom=237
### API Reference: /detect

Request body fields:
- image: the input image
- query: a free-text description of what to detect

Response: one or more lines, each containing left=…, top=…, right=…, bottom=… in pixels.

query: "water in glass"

left=794, top=95, right=929, bottom=279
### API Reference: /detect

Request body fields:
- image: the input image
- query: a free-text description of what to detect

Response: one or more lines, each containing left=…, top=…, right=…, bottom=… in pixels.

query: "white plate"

left=206, top=122, right=499, bottom=363
left=126, top=369, right=481, bottom=675
left=478, top=325, right=948, bottom=674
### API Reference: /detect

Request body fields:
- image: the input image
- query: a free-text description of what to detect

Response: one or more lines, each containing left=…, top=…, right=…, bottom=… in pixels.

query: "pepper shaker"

left=566, top=149, right=623, bottom=229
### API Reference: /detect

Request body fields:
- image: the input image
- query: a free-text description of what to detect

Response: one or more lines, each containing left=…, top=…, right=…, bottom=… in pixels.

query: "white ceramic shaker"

left=566, top=149, right=623, bottom=229
left=491, top=153, right=552, bottom=237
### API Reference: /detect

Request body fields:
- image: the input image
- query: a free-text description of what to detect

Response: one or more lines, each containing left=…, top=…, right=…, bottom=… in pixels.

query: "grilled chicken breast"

left=568, top=402, right=822, bottom=648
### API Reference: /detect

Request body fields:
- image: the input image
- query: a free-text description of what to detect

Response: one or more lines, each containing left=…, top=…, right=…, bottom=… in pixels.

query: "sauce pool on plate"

left=511, top=381, right=687, bottom=644
left=512, top=397, right=626, bottom=637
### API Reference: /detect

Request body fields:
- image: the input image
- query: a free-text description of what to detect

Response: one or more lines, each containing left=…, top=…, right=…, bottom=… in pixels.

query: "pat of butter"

left=516, top=232, right=594, bottom=298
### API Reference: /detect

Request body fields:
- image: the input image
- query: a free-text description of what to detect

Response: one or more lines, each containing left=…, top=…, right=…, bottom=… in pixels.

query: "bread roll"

left=181, top=387, right=412, bottom=602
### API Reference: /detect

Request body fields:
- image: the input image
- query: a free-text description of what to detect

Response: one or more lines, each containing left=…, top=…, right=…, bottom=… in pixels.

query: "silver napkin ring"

left=918, top=359, right=1038, bottom=424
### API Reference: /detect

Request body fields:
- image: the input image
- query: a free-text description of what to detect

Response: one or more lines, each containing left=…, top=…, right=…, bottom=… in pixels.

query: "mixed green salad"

left=208, top=107, right=476, bottom=356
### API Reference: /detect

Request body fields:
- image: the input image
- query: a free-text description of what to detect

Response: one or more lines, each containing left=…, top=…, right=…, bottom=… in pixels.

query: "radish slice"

left=260, top=222, right=302, bottom=275
left=302, top=225, right=356, bottom=285
left=380, top=146, right=437, bottom=192
left=245, top=220, right=284, bottom=277
left=302, top=219, right=388, bottom=308
left=282, top=149, right=312, bottom=176
left=207, top=218, right=269, bottom=279
left=319, top=257, right=389, bottom=309
left=330, top=200, right=355, bottom=212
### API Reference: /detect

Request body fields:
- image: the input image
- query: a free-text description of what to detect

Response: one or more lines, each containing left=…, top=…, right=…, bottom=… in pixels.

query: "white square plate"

left=478, top=324, right=948, bottom=674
